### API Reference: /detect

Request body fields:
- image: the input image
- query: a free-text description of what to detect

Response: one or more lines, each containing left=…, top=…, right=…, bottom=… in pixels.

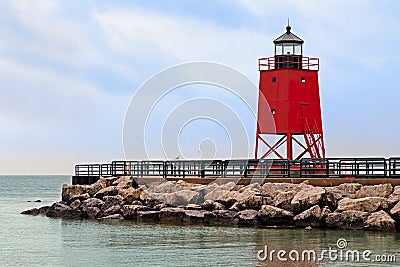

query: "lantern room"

left=273, top=25, right=304, bottom=70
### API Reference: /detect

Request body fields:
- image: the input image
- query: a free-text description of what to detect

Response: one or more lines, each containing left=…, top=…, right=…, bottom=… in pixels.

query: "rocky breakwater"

left=22, top=177, right=400, bottom=231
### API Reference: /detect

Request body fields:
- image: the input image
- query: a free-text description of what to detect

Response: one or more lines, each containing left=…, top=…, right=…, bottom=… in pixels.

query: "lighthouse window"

left=301, top=77, right=306, bottom=83
left=272, top=77, right=276, bottom=82
left=271, top=109, right=276, bottom=115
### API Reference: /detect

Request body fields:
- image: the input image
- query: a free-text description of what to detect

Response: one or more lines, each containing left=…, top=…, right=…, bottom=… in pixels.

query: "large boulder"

left=184, top=210, right=206, bottom=223
left=217, top=190, right=240, bottom=207
left=149, top=181, right=180, bottom=193
left=202, top=200, right=225, bottom=211
left=87, top=177, right=107, bottom=197
left=119, top=187, right=143, bottom=204
left=46, top=202, right=82, bottom=218
left=94, top=186, right=119, bottom=199
left=121, top=204, right=151, bottom=219
left=356, top=184, right=393, bottom=198
left=364, top=210, right=396, bottom=231
left=62, top=184, right=88, bottom=202
left=325, top=211, right=369, bottom=230
left=324, top=187, right=355, bottom=209
left=257, top=205, right=294, bottom=226
left=204, top=210, right=238, bottom=225
left=390, top=201, right=400, bottom=218
left=336, top=183, right=362, bottom=194
left=81, top=198, right=104, bottom=212
left=336, top=197, right=388, bottom=213
left=236, top=209, right=259, bottom=225
left=291, top=186, right=325, bottom=212
left=159, top=207, right=186, bottom=223
left=387, top=186, right=400, bottom=206
left=69, top=199, right=81, bottom=210
left=137, top=211, right=160, bottom=221
left=204, top=182, right=236, bottom=201
left=86, top=207, right=102, bottom=219
left=293, top=205, right=322, bottom=227
left=102, top=195, right=123, bottom=211
left=151, top=190, right=200, bottom=206
left=21, top=208, right=40, bottom=216
left=237, top=195, right=270, bottom=210
left=219, top=187, right=267, bottom=211
left=260, top=183, right=297, bottom=198
left=112, top=176, right=134, bottom=190
left=102, top=205, right=121, bottom=217
left=273, top=191, right=296, bottom=211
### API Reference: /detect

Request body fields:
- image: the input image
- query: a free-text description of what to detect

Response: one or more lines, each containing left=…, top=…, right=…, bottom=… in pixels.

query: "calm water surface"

left=1, top=175, right=399, bottom=266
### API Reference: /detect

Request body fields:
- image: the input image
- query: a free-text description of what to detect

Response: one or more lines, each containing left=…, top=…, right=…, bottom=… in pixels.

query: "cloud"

left=1, top=1, right=400, bottom=173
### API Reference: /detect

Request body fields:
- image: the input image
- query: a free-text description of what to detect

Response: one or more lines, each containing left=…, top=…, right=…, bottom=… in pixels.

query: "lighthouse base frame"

left=255, top=132, right=325, bottom=160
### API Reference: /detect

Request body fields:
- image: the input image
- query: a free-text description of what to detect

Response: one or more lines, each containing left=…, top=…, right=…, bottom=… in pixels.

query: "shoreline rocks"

left=21, top=176, right=399, bottom=231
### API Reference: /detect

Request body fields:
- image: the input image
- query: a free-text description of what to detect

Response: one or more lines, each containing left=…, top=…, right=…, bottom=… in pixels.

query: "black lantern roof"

left=273, top=25, right=304, bottom=44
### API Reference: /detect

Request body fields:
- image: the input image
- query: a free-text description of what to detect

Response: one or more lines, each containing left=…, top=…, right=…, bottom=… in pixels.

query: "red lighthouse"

left=255, top=24, right=325, bottom=160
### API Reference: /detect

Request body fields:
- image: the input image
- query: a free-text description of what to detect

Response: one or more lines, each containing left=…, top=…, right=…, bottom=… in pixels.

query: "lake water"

left=1, top=175, right=399, bottom=266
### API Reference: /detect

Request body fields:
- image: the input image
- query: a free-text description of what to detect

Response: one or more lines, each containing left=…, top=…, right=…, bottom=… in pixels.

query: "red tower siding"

left=258, top=69, right=323, bottom=134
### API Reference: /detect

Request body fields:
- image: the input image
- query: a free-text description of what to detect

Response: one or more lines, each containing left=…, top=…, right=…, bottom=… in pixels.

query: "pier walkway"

left=72, top=157, right=400, bottom=185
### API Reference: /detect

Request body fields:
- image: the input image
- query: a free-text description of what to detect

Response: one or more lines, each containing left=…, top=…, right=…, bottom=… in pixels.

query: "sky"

left=1, top=0, right=400, bottom=174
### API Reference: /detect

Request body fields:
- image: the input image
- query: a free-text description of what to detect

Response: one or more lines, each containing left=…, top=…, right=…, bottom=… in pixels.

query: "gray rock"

left=320, top=206, right=332, bottom=221
left=159, top=207, right=186, bottom=223
left=204, top=210, right=238, bottom=225
left=119, top=187, right=143, bottom=204
left=137, top=210, right=160, bottom=221
left=62, top=184, right=89, bottom=202
left=150, top=190, right=200, bottom=206
left=204, top=183, right=236, bottom=201
left=236, top=209, right=259, bottom=225
left=257, top=205, right=294, bottom=226
left=324, top=187, right=355, bottom=209
left=184, top=210, right=206, bottom=223
left=94, top=186, right=119, bottom=199
left=102, top=195, right=123, bottom=211
left=356, top=184, right=393, bottom=198
left=364, top=210, right=396, bottom=231
left=153, top=202, right=171, bottom=211
left=336, top=183, right=362, bottom=194
left=21, top=208, right=40, bottom=216
left=121, top=205, right=151, bottom=219
left=273, top=191, right=296, bottom=211
left=291, top=186, right=325, bottom=212
left=336, top=197, right=388, bottom=213
left=294, top=205, right=321, bottom=227
left=46, top=202, right=82, bottom=218
left=112, top=176, right=133, bottom=189
left=102, top=205, right=121, bottom=217
left=325, top=211, right=369, bottom=230
left=387, top=187, right=400, bottom=206
left=86, top=207, right=102, bottom=219
left=260, top=183, right=297, bottom=198
left=217, top=190, right=240, bottom=207
left=87, top=177, right=107, bottom=197
left=81, top=198, right=104, bottom=212
left=69, top=199, right=81, bottom=210
left=148, top=181, right=183, bottom=193
left=390, top=201, right=400, bottom=217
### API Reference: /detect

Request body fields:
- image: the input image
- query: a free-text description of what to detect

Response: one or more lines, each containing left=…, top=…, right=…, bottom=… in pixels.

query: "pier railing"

left=75, top=157, right=400, bottom=178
